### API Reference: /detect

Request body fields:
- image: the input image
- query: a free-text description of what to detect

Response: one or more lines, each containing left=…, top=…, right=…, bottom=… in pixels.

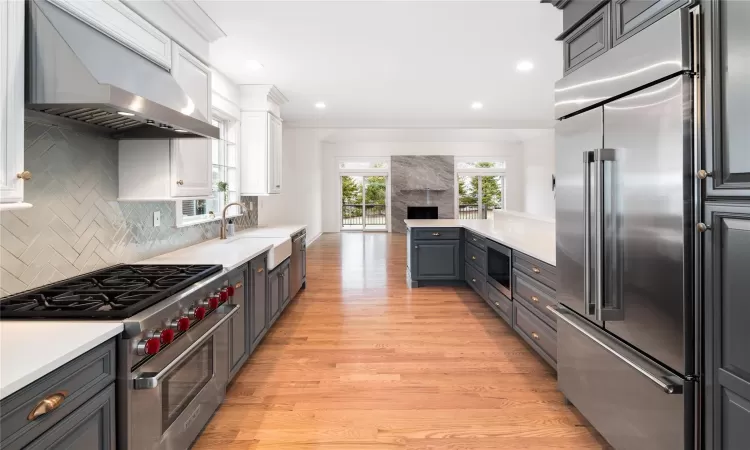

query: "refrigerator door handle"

left=547, top=305, right=682, bottom=394
left=593, top=148, right=621, bottom=321
left=583, top=151, right=595, bottom=316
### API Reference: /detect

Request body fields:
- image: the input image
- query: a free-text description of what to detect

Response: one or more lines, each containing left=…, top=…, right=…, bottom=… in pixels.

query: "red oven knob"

left=226, top=285, right=235, bottom=296
left=219, top=289, right=229, bottom=303
left=172, top=316, right=191, bottom=332
left=137, top=337, right=161, bottom=356
left=208, top=296, right=219, bottom=310
left=189, top=306, right=206, bottom=321
left=160, top=328, right=175, bottom=345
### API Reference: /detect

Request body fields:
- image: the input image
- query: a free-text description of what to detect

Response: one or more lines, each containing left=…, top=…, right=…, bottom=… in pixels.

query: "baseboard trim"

left=307, top=232, right=323, bottom=246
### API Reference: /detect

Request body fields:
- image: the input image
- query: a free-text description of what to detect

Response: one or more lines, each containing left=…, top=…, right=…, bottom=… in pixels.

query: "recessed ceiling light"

left=246, top=60, right=264, bottom=71
left=516, top=60, right=534, bottom=72
left=315, top=102, right=326, bottom=109
left=117, top=111, right=135, bottom=116
left=471, top=102, right=483, bottom=110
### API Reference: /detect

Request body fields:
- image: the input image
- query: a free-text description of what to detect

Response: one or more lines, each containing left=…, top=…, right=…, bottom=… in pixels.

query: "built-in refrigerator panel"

left=555, top=107, right=603, bottom=324
left=601, top=74, right=693, bottom=375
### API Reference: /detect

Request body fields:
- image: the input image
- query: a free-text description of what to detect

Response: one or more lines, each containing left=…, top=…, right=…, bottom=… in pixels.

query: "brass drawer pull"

left=532, top=267, right=541, bottom=274
left=235, top=282, right=243, bottom=288
left=494, top=302, right=500, bottom=307
left=28, top=392, right=67, bottom=421
left=471, top=256, right=476, bottom=260
left=531, top=296, right=539, bottom=303
left=257, top=268, right=264, bottom=273
left=17, top=171, right=32, bottom=181
left=531, top=332, right=540, bottom=340
left=432, top=232, right=441, bottom=236
left=176, top=179, right=184, bottom=185
left=472, top=278, right=477, bottom=283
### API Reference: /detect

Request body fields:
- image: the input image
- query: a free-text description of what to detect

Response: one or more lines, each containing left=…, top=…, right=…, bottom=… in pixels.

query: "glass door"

left=341, top=175, right=364, bottom=230
left=458, top=174, right=503, bottom=219
left=363, top=176, right=387, bottom=231
left=341, top=175, right=388, bottom=231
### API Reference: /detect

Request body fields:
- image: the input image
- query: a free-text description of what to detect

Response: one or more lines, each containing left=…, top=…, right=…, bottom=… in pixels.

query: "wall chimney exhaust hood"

left=25, top=0, right=219, bottom=140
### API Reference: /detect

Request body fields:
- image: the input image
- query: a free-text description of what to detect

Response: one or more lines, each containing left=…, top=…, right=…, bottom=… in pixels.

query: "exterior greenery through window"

left=181, top=116, right=239, bottom=224
left=456, top=161, right=505, bottom=219
left=338, top=159, right=389, bottom=230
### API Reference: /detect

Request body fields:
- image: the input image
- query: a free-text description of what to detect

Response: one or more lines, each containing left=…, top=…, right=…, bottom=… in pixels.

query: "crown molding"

left=165, top=0, right=226, bottom=42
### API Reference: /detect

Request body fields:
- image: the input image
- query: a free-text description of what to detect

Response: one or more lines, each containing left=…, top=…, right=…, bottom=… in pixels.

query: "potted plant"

left=216, top=181, right=229, bottom=204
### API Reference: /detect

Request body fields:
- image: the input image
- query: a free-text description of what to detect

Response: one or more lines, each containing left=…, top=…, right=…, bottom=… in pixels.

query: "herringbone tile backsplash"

left=0, top=118, right=258, bottom=296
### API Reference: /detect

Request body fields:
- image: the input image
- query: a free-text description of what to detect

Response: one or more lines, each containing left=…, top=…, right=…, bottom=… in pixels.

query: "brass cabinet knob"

left=531, top=296, right=539, bottom=303
left=472, top=278, right=477, bottom=283
left=697, top=223, right=711, bottom=233
left=696, top=169, right=713, bottom=180
left=494, top=302, right=500, bottom=307
left=28, top=392, right=67, bottom=421
left=176, top=179, right=184, bottom=185
left=257, top=268, right=264, bottom=273
left=531, top=332, right=540, bottom=340
left=432, top=232, right=441, bottom=236
left=532, top=267, right=541, bottom=274
left=235, top=282, right=243, bottom=289
left=473, top=238, right=477, bottom=241
left=16, top=171, right=32, bottom=181
left=472, top=256, right=476, bottom=260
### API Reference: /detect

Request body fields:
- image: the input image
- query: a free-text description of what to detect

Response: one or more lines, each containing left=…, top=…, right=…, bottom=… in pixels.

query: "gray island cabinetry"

left=0, top=340, right=116, bottom=450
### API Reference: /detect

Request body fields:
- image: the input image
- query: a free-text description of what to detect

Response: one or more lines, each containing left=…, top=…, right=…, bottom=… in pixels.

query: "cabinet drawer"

left=563, top=3, right=610, bottom=74
left=465, top=230, right=486, bottom=250
left=513, top=270, right=557, bottom=330
left=0, top=339, right=116, bottom=450
left=513, top=252, right=557, bottom=291
left=513, top=302, right=557, bottom=368
left=412, top=228, right=461, bottom=240
left=487, top=284, right=512, bottom=324
left=465, top=262, right=487, bottom=299
left=465, top=242, right=486, bottom=271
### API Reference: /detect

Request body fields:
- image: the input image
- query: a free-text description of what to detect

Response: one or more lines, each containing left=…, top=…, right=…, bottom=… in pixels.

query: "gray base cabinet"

left=268, top=258, right=291, bottom=325
left=408, top=228, right=464, bottom=285
left=229, top=267, right=250, bottom=380
left=250, top=254, right=269, bottom=351
left=0, top=340, right=116, bottom=450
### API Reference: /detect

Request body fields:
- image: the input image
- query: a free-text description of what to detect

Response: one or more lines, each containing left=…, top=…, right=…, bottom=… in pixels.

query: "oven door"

left=128, top=303, right=239, bottom=450
left=486, top=240, right=512, bottom=298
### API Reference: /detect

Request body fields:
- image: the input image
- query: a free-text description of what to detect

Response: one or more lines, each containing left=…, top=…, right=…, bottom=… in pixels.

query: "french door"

left=457, top=174, right=504, bottom=219
left=340, top=175, right=388, bottom=231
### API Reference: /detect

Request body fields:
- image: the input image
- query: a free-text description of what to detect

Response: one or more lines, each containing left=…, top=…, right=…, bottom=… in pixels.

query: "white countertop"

left=0, top=321, right=123, bottom=400
left=405, top=212, right=556, bottom=266
left=235, top=225, right=307, bottom=238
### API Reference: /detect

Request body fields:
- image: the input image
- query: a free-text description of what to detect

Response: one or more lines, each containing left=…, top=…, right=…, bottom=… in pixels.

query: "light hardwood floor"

left=194, top=232, right=608, bottom=449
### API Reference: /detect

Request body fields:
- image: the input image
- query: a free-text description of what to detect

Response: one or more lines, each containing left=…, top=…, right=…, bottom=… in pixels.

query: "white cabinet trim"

left=47, top=0, right=173, bottom=69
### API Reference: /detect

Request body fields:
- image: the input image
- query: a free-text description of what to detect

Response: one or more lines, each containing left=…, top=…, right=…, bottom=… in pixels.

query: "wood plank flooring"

left=194, top=232, right=608, bottom=449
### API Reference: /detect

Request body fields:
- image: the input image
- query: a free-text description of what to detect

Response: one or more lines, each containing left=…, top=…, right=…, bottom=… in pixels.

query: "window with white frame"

left=455, top=158, right=506, bottom=220
left=180, top=115, right=240, bottom=225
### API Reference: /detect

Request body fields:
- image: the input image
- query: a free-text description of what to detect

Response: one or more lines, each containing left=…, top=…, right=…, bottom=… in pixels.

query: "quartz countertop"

left=235, top=225, right=307, bottom=237
left=404, top=213, right=556, bottom=266
left=0, top=321, right=123, bottom=400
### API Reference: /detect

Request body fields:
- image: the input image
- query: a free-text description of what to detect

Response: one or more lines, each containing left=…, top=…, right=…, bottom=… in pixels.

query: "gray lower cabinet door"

left=704, top=0, right=750, bottom=197
left=268, top=268, right=281, bottom=323
left=281, top=261, right=291, bottom=308
left=705, top=203, right=750, bottom=449
left=251, top=255, right=268, bottom=350
left=229, top=268, right=249, bottom=380
left=25, top=384, right=115, bottom=450
left=413, top=240, right=460, bottom=280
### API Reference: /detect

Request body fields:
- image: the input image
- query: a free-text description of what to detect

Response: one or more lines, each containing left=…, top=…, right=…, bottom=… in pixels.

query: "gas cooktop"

left=0, top=264, right=223, bottom=320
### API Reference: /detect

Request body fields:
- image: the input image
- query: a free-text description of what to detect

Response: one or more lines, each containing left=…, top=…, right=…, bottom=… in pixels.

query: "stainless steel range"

left=0, top=264, right=241, bottom=450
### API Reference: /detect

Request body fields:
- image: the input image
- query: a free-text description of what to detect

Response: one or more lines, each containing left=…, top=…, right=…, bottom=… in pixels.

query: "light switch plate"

left=153, top=211, right=161, bottom=226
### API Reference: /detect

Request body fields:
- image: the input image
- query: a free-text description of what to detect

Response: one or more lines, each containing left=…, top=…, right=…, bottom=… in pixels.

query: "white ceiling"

left=199, top=1, right=562, bottom=129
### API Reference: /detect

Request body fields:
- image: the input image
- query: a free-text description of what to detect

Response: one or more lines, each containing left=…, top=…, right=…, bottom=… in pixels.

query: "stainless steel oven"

left=486, top=240, right=512, bottom=298
left=126, top=302, right=238, bottom=450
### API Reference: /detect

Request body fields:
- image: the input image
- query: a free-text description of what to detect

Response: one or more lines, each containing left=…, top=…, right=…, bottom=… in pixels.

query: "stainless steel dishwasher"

left=290, top=229, right=306, bottom=299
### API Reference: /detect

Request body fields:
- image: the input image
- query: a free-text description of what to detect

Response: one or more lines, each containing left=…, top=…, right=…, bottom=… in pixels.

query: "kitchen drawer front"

left=465, top=230, right=486, bottom=250
left=0, top=339, right=116, bottom=450
left=513, top=270, right=557, bottom=329
left=465, top=242, right=486, bottom=271
left=563, top=3, right=610, bottom=74
left=487, top=283, right=512, bottom=324
left=465, top=262, right=487, bottom=299
left=513, top=252, right=557, bottom=291
left=412, top=228, right=461, bottom=240
left=513, top=302, right=557, bottom=367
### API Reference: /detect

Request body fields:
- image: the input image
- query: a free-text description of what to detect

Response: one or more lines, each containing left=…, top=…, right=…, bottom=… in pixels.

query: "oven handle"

left=133, top=304, right=239, bottom=390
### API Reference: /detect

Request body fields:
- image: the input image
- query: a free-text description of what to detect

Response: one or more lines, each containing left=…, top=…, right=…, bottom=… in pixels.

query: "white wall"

left=521, top=130, right=555, bottom=220
left=320, top=138, right=525, bottom=233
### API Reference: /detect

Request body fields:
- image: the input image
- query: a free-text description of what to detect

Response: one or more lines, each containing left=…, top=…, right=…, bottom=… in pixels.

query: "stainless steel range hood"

left=26, top=0, right=219, bottom=139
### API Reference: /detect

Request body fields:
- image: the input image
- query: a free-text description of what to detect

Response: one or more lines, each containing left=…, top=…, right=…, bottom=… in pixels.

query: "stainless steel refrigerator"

left=550, top=7, right=700, bottom=450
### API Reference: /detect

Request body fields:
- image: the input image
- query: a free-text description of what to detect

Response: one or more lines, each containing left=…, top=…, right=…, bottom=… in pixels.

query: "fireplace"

left=407, top=206, right=438, bottom=220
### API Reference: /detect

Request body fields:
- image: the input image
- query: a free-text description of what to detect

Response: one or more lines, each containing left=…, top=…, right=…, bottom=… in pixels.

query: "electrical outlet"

left=153, top=211, right=161, bottom=227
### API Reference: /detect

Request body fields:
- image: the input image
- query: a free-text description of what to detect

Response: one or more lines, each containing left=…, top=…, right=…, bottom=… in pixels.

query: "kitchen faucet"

left=220, top=202, right=246, bottom=239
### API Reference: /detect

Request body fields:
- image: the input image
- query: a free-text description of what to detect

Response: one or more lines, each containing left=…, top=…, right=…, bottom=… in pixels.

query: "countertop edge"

left=405, top=221, right=556, bottom=266
left=0, top=323, right=123, bottom=400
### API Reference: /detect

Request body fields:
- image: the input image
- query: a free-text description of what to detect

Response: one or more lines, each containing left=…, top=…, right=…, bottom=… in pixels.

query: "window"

left=179, top=114, right=240, bottom=226
left=338, top=159, right=389, bottom=171
left=455, top=158, right=506, bottom=219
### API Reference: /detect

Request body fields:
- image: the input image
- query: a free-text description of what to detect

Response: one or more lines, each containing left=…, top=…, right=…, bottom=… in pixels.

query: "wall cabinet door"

left=413, top=240, right=460, bottom=280
left=268, top=114, right=283, bottom=194
left=705, top=203, right=750, bottom=449
left=250, top=256, right=268, bottom=350
left=170, top=43, right=212, bottom=197
left=0, top=0, right=26, bottom=207
left=612, top=0, right=687, bottom=46
left=229, top=269, right=249, bottom=380
left=704, top=0, right=750, bottom=197
left=563, top=3, right=610, bottom=74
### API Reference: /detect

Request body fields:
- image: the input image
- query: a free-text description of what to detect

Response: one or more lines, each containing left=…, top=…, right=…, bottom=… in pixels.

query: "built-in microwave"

left=486, top=240, right=512, bottom=298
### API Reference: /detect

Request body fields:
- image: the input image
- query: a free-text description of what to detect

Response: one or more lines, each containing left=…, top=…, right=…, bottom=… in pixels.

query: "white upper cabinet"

left=239, top=86, right=287, bottom=195
left=47, top=0, right=173, bottom=69
left=0, top=0, right=30, bottom=210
